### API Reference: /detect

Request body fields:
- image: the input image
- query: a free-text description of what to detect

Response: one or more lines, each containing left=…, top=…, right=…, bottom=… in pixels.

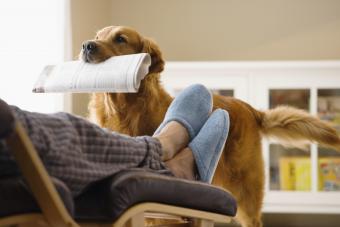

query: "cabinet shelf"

left=264, top=191, right=340, bottom=214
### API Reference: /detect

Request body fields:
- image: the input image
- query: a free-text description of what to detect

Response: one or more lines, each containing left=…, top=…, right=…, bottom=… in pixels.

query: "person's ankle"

left=165, top=148, right=197, bottom=180
left=153, top=121, right=189, bottom=161
left=154, top=135, right=175, bottom=161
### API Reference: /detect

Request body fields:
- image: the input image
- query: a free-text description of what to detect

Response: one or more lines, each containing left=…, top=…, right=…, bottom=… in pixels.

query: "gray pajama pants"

left=0, top=106, right=171, bottom=197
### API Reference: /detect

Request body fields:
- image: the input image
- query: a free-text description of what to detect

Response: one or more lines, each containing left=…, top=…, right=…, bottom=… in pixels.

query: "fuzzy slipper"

left=189, top=109, right=230, bottom=183
left=153, top=84, right=212, bottom=141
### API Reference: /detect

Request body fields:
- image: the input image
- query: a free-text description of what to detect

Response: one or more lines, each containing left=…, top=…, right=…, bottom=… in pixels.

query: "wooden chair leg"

left=17, top=219, right=49, bottom=227
left=191, top=219, right=214, bottom=227
left=125, top=212, right=144, bottom=227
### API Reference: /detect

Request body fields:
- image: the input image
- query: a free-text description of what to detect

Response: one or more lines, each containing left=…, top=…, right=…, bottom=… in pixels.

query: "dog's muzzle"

left=82, top=41, right=98, bottom=62
left=82, top=41, right=97, bottom=54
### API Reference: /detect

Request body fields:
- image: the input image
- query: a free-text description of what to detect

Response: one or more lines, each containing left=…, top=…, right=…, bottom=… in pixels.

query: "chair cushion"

left=0, top=176, right=74, bottom=217
left=75, top=169, right=237, bottom=222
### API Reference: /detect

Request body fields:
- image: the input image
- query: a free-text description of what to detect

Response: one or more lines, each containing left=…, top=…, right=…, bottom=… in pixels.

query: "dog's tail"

left=253, top=105, right=340, bottom=151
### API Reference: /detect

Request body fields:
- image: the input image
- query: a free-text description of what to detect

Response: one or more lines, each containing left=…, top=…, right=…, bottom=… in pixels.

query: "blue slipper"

left=189, top=109, right=230, bottom=183
left=153, top=84, right=212, bottom=141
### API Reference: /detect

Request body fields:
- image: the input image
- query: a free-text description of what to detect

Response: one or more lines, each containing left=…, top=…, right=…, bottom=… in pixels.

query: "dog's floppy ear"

left=141, top=38, right=165, bottom=73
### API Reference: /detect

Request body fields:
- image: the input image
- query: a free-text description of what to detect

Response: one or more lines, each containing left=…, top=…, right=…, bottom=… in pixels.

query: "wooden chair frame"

left=0, top=121, right=232, bottom=227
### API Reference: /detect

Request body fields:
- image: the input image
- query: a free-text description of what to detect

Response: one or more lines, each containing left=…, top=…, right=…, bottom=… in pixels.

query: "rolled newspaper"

left=33, top=53, right=151, bottom=93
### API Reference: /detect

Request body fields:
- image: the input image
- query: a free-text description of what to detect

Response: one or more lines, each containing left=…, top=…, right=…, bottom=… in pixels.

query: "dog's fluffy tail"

left=253, top=106, right=340, bottom=151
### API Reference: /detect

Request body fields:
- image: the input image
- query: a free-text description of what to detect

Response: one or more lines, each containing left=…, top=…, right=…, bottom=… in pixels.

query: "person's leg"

left=2, top=106, right=190, bottom=196
left=0, top=84, right=213, bottom=195
left=166, top=109, right=230, bottom=183
left=153, top=121, right=189, bottom=161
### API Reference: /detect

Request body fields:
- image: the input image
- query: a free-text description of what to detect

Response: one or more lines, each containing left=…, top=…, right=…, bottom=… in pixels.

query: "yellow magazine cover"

left=294, top=158, right=311, bottom=191
left=279, top=157, right=295, bottom=190
left=279, top=157, right=311, bottom=191
left=318, top=157, right=340, bottom=191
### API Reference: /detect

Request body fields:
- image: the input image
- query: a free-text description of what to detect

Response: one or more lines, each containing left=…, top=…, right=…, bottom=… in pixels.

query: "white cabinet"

left=162, top=62, right=249, bottom=101
left=162, top=61, right=340, bottom=214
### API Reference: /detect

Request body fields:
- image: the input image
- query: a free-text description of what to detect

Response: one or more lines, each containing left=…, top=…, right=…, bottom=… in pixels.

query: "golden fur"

left=81, top=26, right=340, bottom=227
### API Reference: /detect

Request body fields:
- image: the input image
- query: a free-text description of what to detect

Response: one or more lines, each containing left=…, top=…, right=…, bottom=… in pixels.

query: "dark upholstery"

left=75, top=169, right=237, bottom=222
left=0, top=99, right=15, bottom=139
left=0, top=170, right=237, bottom=222
left=0, top=176, right=74, bottom=217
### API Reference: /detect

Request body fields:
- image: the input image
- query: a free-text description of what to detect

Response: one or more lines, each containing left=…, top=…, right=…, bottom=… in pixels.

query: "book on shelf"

left=318, top=96, right=340, bottom=131
left=295, top=158, right=311, bottom=191
left=279, top=157, right=311, bottom=191
left=279, top=157, right=295, bottom=190
left=318, top=157, right=340, bottom=191
left=279, top=156, right=340, bottom=191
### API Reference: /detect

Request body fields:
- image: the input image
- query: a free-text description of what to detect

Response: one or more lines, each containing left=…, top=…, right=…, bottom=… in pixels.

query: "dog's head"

left=80, top=26, right=164, bottom=74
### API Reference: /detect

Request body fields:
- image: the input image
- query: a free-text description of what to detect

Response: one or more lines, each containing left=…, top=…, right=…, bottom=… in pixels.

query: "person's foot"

left=154, top=121, right=189, bottom=161
left=153, top=84, right=212, bottom=161
left=189, top=109, right=230, bottom=183
left=165, top=147, right=197, bottom=180
left=153, top=84, right=212, bottom=141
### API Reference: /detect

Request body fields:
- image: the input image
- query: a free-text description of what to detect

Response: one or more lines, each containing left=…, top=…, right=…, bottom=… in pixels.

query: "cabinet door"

left=254, top=73, right=313, bottom=192
left=254, top=70, right=340, bottom=194
left=268, top=88, right=312, bottom=191
left=317, top=89, right=340, bottom=191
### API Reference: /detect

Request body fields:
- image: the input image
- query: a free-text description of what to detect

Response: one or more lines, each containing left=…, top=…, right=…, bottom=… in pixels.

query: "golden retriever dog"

left=80, top=26, right=340, bottom=227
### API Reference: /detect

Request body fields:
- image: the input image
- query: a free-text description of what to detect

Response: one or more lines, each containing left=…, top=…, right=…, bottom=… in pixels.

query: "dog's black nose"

left=82, top=41, right=97, bottom=54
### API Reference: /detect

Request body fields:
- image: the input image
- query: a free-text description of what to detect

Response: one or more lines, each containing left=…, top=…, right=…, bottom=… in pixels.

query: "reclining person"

left=0, top=84, right=229, bottom=197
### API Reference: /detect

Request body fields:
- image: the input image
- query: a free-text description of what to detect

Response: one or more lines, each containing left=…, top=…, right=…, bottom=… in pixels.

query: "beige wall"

left=110, top=0, right=340, bottom=61
left=70, top=0, right=340, bottom=115
left=70, top=0, right=112, bottom=115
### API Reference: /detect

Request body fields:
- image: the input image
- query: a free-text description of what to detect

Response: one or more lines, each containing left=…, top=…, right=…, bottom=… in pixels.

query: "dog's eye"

left=115, top=35, right=127, bottom=44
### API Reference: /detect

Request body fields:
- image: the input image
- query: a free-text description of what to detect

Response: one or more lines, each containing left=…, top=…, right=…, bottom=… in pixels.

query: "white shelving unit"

left=162, top=61, right=340, bottom=214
